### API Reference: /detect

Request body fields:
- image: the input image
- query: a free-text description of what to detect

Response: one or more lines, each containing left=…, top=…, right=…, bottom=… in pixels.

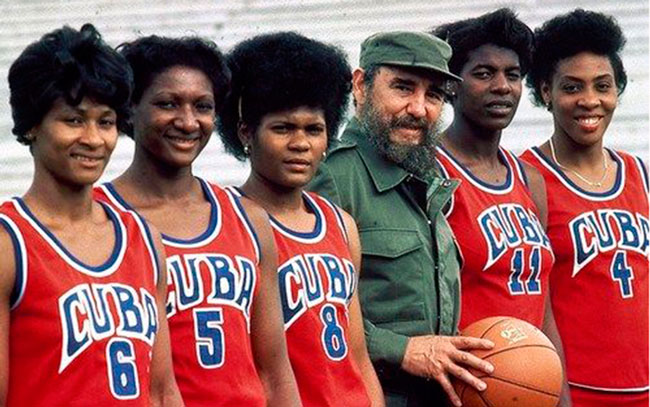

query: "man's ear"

left=352, top=68, right=368, bottom=107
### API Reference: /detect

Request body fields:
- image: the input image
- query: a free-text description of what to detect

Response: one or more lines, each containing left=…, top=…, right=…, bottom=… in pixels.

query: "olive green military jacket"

left=309, top=117, right=461, bottom=371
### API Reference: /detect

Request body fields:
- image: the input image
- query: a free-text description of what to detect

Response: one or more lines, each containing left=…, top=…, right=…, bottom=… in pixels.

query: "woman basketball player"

left=521, top=9, right=649, bottom=407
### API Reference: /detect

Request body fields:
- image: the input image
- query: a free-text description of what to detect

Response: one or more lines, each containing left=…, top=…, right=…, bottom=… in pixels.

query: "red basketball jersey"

left=435, top=146, right=554, bottom=329
left=95, top=179, right=266, bottom=406
left=231, top=188, right=370, bottom=407
left=521, top=147, right=649, bottom=392
left=0, top=198, right=160, bottom=406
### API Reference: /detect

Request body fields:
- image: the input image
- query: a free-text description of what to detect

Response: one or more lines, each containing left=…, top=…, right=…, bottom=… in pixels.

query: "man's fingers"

left=436, top=373, right=462, bottom=407
left=451, top=335, right=494, bottom=350
left=451, top=350, right=494, bottom=374
left=447, top=362, right=487, bottom=393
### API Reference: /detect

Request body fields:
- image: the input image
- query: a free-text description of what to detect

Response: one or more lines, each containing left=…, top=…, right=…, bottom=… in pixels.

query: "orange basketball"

left=453, top=316, right=563, bottom=407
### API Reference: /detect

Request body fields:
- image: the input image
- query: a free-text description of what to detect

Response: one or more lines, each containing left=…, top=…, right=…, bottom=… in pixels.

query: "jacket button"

left=442, top=179, right=452, bottom=187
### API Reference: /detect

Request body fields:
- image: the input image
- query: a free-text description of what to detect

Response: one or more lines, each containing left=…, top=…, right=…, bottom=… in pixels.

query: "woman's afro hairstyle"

left=217, top=31, right=352, bottom=161
left=431, top=8, right=533, bottom=77
left=117, top=35, right=231, bottom=137
left=527, top=8, right=627, bottom=107
left=8, top=23, right=133, bottom=144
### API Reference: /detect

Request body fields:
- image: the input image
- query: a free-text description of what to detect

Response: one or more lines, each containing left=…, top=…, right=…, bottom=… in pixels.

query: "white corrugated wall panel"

left=0, top=0, right=647, bottom=199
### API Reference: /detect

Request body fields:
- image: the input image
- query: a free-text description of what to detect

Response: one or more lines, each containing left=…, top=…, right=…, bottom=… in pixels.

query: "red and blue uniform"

left=521, top=147, right=649, bottom=407
left=0, top=198, right=160, bottom=406
left=232, top=188, right=370, bottom=407
left=435, top=146, right=554, bottom=329
left=95, top=178, right=266, bottom=407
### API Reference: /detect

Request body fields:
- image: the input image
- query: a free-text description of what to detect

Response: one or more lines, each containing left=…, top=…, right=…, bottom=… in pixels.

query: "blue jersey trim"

left=0, top=217, right=26, bottom=309
left=14, top=198, right=124, bottom=273
left=532, top=146, right=623, bottom=198
left=131, top=211, right=161, bottom=286
left=103, top=178, right=219, bottom=245
left=225, top=188, right=262, bottom=263
left=269, top=192, right=324, bottom=240
left=438, top=145, right=513, bottom=192
left=635, top=156, right=649, bottom=193
left=514, top=157, right=529, bottom=187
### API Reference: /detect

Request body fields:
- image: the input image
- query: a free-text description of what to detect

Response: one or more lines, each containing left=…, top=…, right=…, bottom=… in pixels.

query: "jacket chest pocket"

left=358, top=228, right=428, bottom=324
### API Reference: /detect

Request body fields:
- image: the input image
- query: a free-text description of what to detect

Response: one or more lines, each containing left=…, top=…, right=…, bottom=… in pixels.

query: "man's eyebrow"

left=390, top=77, right=416, bottom=86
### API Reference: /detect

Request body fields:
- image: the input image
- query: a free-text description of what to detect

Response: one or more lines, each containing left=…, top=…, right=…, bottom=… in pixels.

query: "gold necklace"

left=549, top=138, right=609, bottom=187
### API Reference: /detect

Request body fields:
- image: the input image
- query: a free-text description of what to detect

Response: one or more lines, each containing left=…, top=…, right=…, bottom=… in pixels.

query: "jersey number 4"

left=610, top=250, right=635, bottom=298
left=508, top=247, right=542, bottom=295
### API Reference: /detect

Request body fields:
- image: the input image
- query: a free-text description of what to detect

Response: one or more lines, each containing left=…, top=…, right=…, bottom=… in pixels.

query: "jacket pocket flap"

left=360, top=229, right=423, bottom=258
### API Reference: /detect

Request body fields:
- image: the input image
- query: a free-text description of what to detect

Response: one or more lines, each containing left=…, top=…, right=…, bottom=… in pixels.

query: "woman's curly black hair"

left=217, top=31, right=352, bottom=161
left=8, top=24, right=133, bottom=144
left=117, top=35, right=231, bottom=137
left=527, top=9, right=627, bottom=107
left=431, top=8, right=533, bottom=77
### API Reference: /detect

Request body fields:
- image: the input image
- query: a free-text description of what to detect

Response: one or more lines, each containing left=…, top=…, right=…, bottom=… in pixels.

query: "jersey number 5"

left=194, top=307, right=225, bottom=368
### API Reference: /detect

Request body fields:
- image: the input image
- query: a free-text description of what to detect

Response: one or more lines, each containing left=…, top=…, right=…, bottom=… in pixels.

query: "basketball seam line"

left=478, top=343, right=557, bottom=360
left=478, top=317, right=512, bottom=340
left=482, top=374, right=561, bottom=397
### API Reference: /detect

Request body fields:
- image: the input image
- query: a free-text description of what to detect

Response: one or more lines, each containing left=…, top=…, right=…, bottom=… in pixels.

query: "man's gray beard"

left=358, top=99, right=442, bottom=179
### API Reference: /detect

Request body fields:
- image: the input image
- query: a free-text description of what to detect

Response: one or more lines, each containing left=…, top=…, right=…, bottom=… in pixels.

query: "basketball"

left=453, top=316, right=563, bottom=407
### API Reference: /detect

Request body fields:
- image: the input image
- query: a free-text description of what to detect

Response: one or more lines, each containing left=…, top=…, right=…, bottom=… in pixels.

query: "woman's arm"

left=147, top=226, right=184, bottom=407
left=240, top=197, right=301, bottom=406
left=0, top=226, right=16, bottom=407
left=523, top=163, right=572, bottom=407
left=341, top=210, right=385, bottom=406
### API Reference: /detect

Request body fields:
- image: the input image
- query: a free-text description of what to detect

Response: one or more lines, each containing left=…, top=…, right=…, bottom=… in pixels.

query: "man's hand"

left=401, top=335, right=494, bottom=407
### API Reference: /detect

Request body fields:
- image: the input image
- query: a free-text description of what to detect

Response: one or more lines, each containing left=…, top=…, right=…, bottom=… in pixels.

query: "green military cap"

left=359, top=31, right=462, bottom=82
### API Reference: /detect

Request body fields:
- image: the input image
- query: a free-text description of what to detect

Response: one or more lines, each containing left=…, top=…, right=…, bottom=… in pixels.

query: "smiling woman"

left=92, top=35, right=301, bottom=407
left=0, top=24, right=183, bottom=407
left=520, top=9, right=649, bottom=407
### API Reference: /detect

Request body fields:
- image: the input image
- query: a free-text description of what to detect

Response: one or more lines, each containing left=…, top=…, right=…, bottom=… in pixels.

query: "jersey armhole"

left=0, top=215, right=28, bottom=310
left=634, top=156, right=649, bottom=193
left=126, top=209, right=161, bottom=287
left=224, top=188, right=262, bottom=265
left=317, top=195, right=349, bottom=244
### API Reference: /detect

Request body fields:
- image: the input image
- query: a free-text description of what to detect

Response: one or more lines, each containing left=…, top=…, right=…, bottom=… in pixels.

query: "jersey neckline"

left=101, top=177, right=221, bottom=247
left=232, top=187, right=327, bottom=244
left=530, top=146, right=624, bottom=200
left=12, top=197, right=126, bottom=275
left=436, top=145, right=514, bottom=194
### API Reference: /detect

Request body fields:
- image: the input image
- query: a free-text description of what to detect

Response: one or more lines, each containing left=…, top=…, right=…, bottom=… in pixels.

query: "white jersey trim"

left=0, top=214, right=28, bottom=310
left=569, top=381, right=650, bottom=393
left=527, top=147, right=626, bottom=202
left=10, top=198, right=127, bottom=277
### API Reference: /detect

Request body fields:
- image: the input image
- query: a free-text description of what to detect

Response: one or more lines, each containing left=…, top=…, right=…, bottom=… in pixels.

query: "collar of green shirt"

left=340, top=117, right=421, bottom=193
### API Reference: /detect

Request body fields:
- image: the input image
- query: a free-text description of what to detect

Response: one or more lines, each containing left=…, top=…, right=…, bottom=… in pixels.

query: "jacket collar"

left=341, top=117, right=412, bottom=193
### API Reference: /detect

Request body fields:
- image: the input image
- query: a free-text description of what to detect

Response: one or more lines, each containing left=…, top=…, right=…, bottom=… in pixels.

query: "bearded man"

left=309, top=31, right=495, bottom=407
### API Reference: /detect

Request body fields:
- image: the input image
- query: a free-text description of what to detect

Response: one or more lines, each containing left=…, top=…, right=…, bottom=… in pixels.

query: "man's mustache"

left=391, top=115, right=428, bottom=131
